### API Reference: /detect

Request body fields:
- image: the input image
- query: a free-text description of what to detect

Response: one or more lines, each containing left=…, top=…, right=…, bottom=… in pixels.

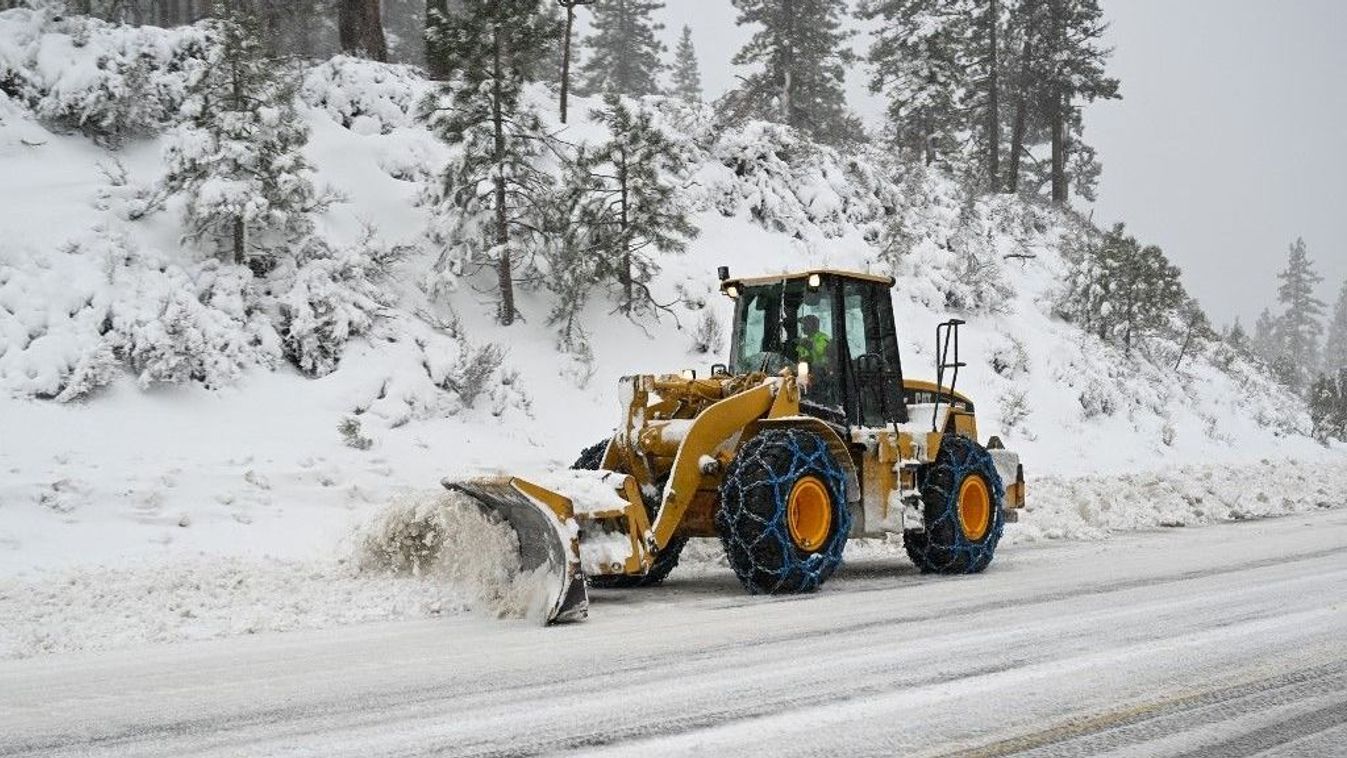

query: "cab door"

left=837, top=279, right=906, bottom=427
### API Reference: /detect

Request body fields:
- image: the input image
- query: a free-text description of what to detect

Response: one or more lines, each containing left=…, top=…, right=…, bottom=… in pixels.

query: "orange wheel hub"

left=787, top=477, right=832, bottom=552
left=958, top=475, right=991, bottom=541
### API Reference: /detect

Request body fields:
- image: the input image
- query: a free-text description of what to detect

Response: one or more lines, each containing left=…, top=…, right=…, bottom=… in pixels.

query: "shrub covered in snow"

left=274, top=233, right=397, bottom=378
left=108, top=254, right=277, bottom=389
left=0, top=230, right=278, bottom=400
left=0, top=6, right=215, bottom=143
left=300, top=55, right=423, bottom=135
left=701, top=121, right=894, bottom=240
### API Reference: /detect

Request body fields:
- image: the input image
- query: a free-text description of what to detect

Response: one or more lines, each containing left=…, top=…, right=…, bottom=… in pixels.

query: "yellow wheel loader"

left=444, top=269, right=1027, bottom=623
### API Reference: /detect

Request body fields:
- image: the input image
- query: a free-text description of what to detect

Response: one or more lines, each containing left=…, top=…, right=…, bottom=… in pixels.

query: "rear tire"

left=904, top=435, right=1005, bottom=574
left=715, top=428, right=851, bottom=594
left=570, top=440, right=687, bottom=588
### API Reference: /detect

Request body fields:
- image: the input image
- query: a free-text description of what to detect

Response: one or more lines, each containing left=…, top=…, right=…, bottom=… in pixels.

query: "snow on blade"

left=356, top=491, right=559, bottom=623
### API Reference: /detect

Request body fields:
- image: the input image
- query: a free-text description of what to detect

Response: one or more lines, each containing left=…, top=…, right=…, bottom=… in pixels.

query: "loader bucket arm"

left=650, top=379, right=787, bottom=549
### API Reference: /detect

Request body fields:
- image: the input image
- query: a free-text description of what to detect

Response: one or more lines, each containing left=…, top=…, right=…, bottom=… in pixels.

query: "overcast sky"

left=578, top=1, right=1347, bottom=327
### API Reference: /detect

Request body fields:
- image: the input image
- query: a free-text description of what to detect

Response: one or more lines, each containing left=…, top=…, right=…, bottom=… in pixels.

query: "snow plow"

left=443, top=269, right=1027, bottom=623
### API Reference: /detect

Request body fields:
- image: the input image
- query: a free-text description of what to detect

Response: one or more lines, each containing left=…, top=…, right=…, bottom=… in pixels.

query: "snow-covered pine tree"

left=724, top=0, right=863, bottom=146
left=1307, top=372, right=1346, bottom=442
left=859, top=0, right=968, bottom=164
left=670, top=25, right=702, bottom=104
left=545, top=158, right=604, bottom=350
left=1058, top=223, right=1183, bottom=355
left=420, top=0, right=561, bottom=326
left=576, top=0, right=666, bottom=97
left=1003, top=0, right=1047, bottom=194
left=1252, top=307, right=1281, bottom=366
left=159, top=11, right=327, bottom=269
left=572, top=95, right=697, bottom=316
left=1323, top=280, right=1347, bottom=374
left=1224, top=318, right=1250, bottom=355
left=1275, top=237, right=1325, bottom=391
left=1174, top=296, right=1213, bottom=370
left=1033, top=0, right=1119, bottom=204
left=1117, top=240, right=1185, bottom=355
left=423, top=0, right=451, bottom=79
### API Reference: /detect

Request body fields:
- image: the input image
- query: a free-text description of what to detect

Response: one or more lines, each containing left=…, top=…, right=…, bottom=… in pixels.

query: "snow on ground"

left=1, top=9, right=1344, bottom=661
left=3, top=456, right=1344, bottom=660
left=4, top=509, right=1346, bottom=757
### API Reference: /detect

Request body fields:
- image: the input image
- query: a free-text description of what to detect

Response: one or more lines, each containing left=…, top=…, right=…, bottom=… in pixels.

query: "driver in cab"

left=796, top=314, right=831, bottom=367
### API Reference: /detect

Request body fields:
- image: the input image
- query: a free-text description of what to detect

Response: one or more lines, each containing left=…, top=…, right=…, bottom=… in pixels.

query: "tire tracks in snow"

left=952, top=660, right=1347, bottom=757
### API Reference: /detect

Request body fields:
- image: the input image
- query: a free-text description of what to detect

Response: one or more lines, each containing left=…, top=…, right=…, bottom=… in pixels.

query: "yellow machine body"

left=443, top=269, right=1027, bottom=623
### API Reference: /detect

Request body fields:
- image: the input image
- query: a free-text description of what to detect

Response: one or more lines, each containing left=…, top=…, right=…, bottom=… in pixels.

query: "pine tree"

left=421, top=0, right=561, bottom=326
left=670, top=25, right=702, bottom=104
left=1174, top=296, right=1213, bottom=370
left=1323, top=280, right=1347, bottom=374
left=1225, top=318, right=1250, bottom=355
left=724, top=0, right=863, bottom=146
left=158, top=12, right=326, bottom=268
left=1252, top=307, right=1281, bottom=365
left=577, top=0, right=666, bottom=97
left=1307, top=372, right=1347, bottom=442
left=1036, top=0, right=1119, bottom=204
left=423, top=0, right=451, bottom=79
left=859, top=0, right=967, bottom=164
left=1058, top=224, right=1183, bottom=355
left=1275, top=237, right=1325, bottom=391
left=570, top=95, right=697, bottom=316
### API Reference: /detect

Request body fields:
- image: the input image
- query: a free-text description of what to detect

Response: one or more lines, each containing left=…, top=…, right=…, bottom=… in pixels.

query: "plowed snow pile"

left=356, top=491, right=559, bottom=621
left=0, top=492, right=561, bottom=659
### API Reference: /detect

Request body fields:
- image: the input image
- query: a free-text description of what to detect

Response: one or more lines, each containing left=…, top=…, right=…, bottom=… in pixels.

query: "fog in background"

left=579, top=1, right=1347, bottom=327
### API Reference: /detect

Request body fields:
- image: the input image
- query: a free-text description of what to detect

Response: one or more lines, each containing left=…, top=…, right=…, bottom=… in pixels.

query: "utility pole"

left=557, top=0, right=595, bottom=124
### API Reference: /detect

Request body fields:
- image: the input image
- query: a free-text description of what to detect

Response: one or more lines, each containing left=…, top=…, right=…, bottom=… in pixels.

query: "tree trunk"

left=987, top=0, right=1000, bottom=192
left=294, top=0, right=315, bottom=57
left=1007, top=93, right=1026, bottom=192
left=560, top=4, right=575, bottom=123
left=1175, top=321, right=1196, bottom=370
left=340, top=0, right=388, bottom=61
left=619, top=150, right=631, bottom=313
left=1008, top=0, right=1038, bottom=194
left=780, top=0, right=794, bottom=127
left=233, top=216, right=246, bottom=265
left=1050, top=88, right=1067, bottom=204
left=1047, top=0, right=1068, bottom=204
left=491, top=19, right=514, bottom=326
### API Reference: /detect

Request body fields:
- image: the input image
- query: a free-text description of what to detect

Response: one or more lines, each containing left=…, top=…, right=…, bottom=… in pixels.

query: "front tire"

left=716, top=428, right=851, bottom=594
left=571, top=440, right=687, bottom=589
left=904, top=435, right=1005, bottom=574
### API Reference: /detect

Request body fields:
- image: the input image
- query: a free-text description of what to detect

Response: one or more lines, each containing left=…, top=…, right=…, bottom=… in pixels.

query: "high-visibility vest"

left=797, top=331, right=831, bottom=364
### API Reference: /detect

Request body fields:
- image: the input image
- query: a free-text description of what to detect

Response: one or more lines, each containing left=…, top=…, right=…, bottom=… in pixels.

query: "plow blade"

left=442, top=478, right=589, bottom=625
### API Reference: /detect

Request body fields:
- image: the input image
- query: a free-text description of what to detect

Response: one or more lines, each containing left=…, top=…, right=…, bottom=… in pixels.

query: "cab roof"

left=719, top=268, right=896, bottom=292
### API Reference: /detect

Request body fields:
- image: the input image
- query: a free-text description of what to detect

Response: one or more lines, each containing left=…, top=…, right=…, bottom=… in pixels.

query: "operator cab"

left=721, top=270, right=907, bottom=428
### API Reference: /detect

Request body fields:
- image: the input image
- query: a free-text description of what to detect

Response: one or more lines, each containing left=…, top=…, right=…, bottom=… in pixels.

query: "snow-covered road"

left=3, top=508, right=1345, bottom=757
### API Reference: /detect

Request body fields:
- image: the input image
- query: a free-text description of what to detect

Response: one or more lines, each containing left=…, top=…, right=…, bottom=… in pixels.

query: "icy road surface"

left=3, top=509, right=1345, bottom=757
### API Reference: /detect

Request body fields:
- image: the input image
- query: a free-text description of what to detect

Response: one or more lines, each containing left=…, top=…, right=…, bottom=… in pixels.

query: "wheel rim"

left=958, top=475, right=991, bottom=541
left=787, top=477, right=832, bottom=552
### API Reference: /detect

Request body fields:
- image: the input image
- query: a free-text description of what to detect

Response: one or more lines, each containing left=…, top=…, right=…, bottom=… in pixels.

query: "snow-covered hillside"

left=1, top=8, right=1342, bottom=657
